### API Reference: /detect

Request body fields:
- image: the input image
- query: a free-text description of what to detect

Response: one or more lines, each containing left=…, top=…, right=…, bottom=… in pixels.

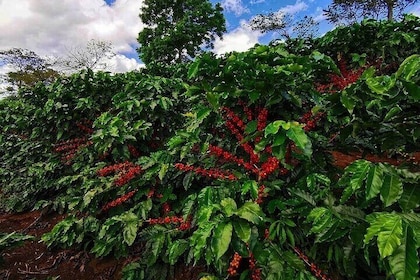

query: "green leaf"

left=168, top=239, right=189, bottom=265
left=146, top=232, right=165, bottom=266
left=340, top=91, right=357, bottom=114
left=245, top=120, right=257, bottom=134
left=264, top=120, right=288, bottom=137
left=380, top=173, right=403, bottom=207
left=399, top=185, right=420, bottom=212
left=340, top=160, right=371, bottom=203
left=365, top=165, right=383, bottom=201
left=365, top=213, right=403, bottom=259
left=396, top=54, right=420, bottom=82
left=197, top=206, right=214, bottom=224
left=388, top=225, right=419, bottom=280
left=366, top=75, right=396, bottom=94
left=286, top=123, right=312, bottom=156
left=188, top=60, right=200, bottom=79
left=211, top=222, right=232, bottom=260
left=402, top=81, right=420, bottom=100
left=198, top=187, right=213, bottom=206
left=158, top=163, right=169, bottom=181
left=190, top=222, right=215, bottom=261
left=121, top=212, right=139, bottom=246
left=220, top=198, right=237, bottom=217
left=236, top=202, right=264, bottom=224
left=232, top=219, right=251, bottom=243
left=307, top=207, right=333, bottom=234
left=272, top=132, right=286, bottom=147
left=241, top=180, right=258, bottom=199
left=384, top=105, right=402, bottom=121
left=206, top=92, right=219, bottom=109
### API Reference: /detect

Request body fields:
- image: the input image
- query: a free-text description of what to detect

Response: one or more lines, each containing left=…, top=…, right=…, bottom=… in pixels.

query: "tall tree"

left=0, top=48, right=59, bottom=90
left=137, top=0, right=226, bottom=65
left=56, top=39, right=115, bottom=72
left=324, top=0, right=418, bottom=25
left=249, top=13, right=319, bottom=40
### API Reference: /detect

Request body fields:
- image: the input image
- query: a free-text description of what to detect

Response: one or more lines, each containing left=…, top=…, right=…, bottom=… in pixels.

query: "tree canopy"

left=324, top=0, right=419, bottom=24
left=56, top=39, right=115, bottom=72
left=249, top=13, right=319, bottom=40
left=0, top=48, right=59, bottom=91
left=137, top=0, right=226, bottom=65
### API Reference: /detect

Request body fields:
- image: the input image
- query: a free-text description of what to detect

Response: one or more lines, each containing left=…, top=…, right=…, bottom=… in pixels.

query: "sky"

left=0, top=0, right=419, bottom=78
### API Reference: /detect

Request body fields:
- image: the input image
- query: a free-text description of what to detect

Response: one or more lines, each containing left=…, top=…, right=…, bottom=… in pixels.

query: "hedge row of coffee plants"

left=1, top=15, right=419, bottom=279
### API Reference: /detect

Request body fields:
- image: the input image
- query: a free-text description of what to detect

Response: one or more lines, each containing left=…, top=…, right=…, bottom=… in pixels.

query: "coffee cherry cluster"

left=257, top=107, right=268, bottom=132
left=259, top=156, right=279, bottom=180
left=248, top=252, right=261, bottom=280
left=146, top=187, right=164, bottom=199
left=209, top=145, right=258, bottom=174
left=127, top=144, right=141, bottom=158
left=162, top=202, right=171, bottom=215
left=97, top=161, right=142, bottom=186
left=264, top=228, right=270, bottom=240
left=221, top=107, right=261, bottom=164
left=53, top=138, right=93, bottom=165
left=238, top=100, right=254, bottom=121
left=101, top=190, right=137, bottom=212
left=294, top=247, right=331, bottom=280
left=76, top=120, right=94, bottom=135
left=316, top=58, right=364, bottom=93
left=300, top=111, right=324, bottom=132
left=227, top=252, right=242, bottom=276
left=255, top=185, right=266, bottom=204
left=148, top=215, right=191, bottom=231
left=174, top=163, right=237, bottom=181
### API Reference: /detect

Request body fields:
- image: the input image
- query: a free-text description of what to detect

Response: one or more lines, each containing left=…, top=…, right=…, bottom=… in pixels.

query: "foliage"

left=55, top=39, right=115, bottom=72
left=0, top=48, right=60, bottom=92
left=137, top=0, right=226, bottom=65
left=324, top=0, right=418, bottom=24
left=0, top=232, right=33, bottom=263
left=1, top=16, right=420, bottom=280
left=249, top=14, right=319, bottom=40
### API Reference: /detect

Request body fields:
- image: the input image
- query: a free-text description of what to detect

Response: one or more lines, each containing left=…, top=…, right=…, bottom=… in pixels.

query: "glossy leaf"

left=365, top=164, right=383, bottom=201
left=211, top=222, right=232, bottom=260
left=380, top=173, right=403, bottom=207
left=365, top=213, right=403, bottom=259
left=232, top=219, right=251, bottom=243
left=236, top=202, right=264, bottom=224
left=388, top=225, right=419, bottom=280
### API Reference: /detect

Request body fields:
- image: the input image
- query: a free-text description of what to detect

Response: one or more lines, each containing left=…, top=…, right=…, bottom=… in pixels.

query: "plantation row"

left=1, top=15, right=420, bottom=279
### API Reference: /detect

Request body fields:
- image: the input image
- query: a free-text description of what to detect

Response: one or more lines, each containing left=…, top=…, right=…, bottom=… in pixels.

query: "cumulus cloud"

left=0, top=0, right=144, bottom=71
left=106, top=54, right=145, bottom=73
left=221, top=0, right=250, bottom=16
left=213, top=20, right=262, bottom=55
left=279, top=0, right=309, bottom=15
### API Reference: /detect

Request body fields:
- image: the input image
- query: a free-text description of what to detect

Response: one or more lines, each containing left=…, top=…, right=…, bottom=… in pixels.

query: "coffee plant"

left=1, top=15, right=419, bottom=280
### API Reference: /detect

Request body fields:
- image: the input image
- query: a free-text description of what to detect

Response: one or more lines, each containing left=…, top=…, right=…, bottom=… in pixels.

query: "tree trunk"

left=386, top=0, right=395, bottom=21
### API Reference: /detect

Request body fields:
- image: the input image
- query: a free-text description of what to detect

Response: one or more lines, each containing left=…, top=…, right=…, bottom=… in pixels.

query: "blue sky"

left=210, top=0, right=333, bottom=39
left=0, top=0, right=419, bottom=76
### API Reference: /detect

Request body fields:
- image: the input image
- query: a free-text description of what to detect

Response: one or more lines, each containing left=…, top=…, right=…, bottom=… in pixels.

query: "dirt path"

left=0, top=210, right=206, bottom=280
left=0, top=210, right=126, bottom=280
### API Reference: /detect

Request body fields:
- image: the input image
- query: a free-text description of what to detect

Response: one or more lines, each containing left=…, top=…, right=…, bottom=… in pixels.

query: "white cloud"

left=221, top=0, right=250, bottom=16
left=278, top=0, right=309, bottom=15
left=313, top=6, right=327, bottom=22
left=0, top=0, right=144, bottom=72
left=213, top=20, right=262, bottom=55
left=250, top=0, right=265, bottom=4
left=106, top=54, right=145, bottom=73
